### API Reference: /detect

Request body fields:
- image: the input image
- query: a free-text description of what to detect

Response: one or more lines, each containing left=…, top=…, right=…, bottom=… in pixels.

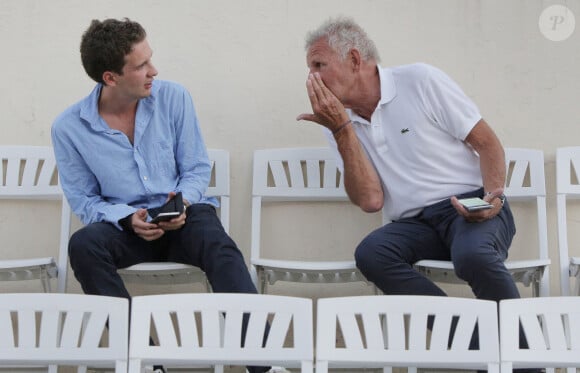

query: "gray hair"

left=305, top=17, right=380, bottom=63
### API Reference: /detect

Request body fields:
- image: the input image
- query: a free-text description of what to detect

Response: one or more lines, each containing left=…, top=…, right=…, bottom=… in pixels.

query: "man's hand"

left=451, top=187, right=505, bottom=223
left=297, top=73, right=350, bottom=132
left=131, top=209, right=165, bottom=241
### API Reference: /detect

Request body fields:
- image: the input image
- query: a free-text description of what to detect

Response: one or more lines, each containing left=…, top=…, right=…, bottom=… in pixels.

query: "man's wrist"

left=485, top=192, right=506, bottom=207
left=118, top=214, right=134, bottom=232
left=332, top=119, right=352, bottom=136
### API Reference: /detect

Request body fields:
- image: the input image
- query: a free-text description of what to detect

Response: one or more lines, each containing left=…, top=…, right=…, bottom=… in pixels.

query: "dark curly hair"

left=80, top=18, right=146, bottom=84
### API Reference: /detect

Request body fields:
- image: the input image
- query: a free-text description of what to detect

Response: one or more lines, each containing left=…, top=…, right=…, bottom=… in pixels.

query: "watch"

left=498, top=193, right=506, bottom=207
left=485, top=192, right=506, bottom=207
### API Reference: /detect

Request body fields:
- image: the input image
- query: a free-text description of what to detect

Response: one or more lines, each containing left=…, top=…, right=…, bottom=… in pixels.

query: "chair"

left=117, top=148, right=230, bottom=292
left=413, top=147, right=550, bottom=297
left=0, top=145, right=71, bottom=293
left=316, top=295, right=500, bottom=373
left=556, top=146, right=580, bottom=296
left=250, top=147, right=374, bottom=294
left=499, top=296, right=580, bottom=373
left=0, top=293, right=128, bottom=372
left=128, top=293, right=313, bottom=372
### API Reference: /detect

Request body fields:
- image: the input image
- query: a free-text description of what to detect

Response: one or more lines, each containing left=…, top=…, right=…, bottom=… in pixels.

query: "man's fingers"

left=296, top=113, right=317, bottom=122
left=306, top=78, right=319, bottom=105
left=312, top=73, right=330, bottom=98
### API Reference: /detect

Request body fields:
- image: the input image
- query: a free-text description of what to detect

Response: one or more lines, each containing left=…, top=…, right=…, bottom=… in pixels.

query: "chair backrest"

left=252, top=147, right=347, bottom=201
left=206, top=148, right=230, bottom=233
left=504, top=148, right=549, bottom=285
left=556, top=146, right=580, bottom=295
left=128, top=293, right=313, bottom=372
left=316, top=295, right=499, bottom=371
left=251, top=147, right=348, bottom=260
left=504, top=148, right=547, bottom=200
left=0, top=293, right=128, bottom=371
left=500, top=297, right=580, bottom=371
left=0, top=145, right=71, bottom=292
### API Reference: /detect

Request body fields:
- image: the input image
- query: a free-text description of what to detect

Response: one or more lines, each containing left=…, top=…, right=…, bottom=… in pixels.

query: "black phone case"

left=148, top=192, right=184, bottom=219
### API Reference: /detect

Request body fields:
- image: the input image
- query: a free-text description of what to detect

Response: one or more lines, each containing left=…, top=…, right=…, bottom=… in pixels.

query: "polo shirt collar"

left=378, top=64, right=396, bottom=105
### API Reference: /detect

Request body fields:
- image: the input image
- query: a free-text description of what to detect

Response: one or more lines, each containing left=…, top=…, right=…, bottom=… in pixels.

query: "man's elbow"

left=358, top=195, right=384, bottom=213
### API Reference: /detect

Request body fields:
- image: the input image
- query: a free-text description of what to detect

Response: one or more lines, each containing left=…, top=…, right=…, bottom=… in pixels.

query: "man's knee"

left=68, top=224, right=112, bottom=268
left=354, top=234, right=398, bottom=275
left=354, top=237, right=376, bottom=273
left=453, top=248, right=500, bottom=281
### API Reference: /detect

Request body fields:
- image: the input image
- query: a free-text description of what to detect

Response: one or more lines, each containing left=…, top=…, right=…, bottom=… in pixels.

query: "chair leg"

left=128, top=359, right=142, bottom=373
left=114, top=361, right=128, bottom=373
left=500, top=362, right=513, bottom=373
left=315, top=361, right=328, bottom=373
left=301, top=361, right=313, bottom=373
left=257, top=268, right=267, bottom=294
left=41, top=268, right=52, bottom=293
left=205, top=277, right=213, bottom=293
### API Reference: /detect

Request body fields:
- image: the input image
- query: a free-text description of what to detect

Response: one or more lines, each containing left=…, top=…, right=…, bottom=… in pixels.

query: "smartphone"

left=458, top=197, right=493, bottom=212
left=150, top=211, right=181, bottom=224
left=149, top=192, right=185, bottom=223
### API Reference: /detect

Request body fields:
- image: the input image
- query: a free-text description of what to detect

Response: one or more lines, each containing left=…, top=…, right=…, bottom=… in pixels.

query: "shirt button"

left=143, top=176, right=148, bottom=180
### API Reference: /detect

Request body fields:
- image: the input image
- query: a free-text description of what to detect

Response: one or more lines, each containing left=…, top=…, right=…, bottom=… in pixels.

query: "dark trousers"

left=68, top=203, right=269, bottom=373
left=354, top=188, right=542, bottom=367
left=355, top=188, right=519, bottom=301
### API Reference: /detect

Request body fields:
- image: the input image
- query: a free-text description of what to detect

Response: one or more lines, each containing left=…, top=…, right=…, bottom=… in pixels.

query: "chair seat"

left=118, top=262, right=207, bottom=285
left=414, top=259, right=551, bottom=287
left=0, top=257, right=57, bottom=281
left=252, top=259, right=367, bottom=285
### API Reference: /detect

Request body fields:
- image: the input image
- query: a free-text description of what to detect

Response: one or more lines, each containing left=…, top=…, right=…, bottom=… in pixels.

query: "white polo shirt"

left=326, top=63, right=483, bottom=221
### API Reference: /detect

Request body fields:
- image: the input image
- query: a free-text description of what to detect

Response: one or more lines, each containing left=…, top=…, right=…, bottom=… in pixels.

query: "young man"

left=297, top=16, right=517, bottom=309
left=52, top=18, right=283, bottom=373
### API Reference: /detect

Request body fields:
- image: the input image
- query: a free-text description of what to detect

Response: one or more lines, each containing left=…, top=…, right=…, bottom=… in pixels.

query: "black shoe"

left=152, top=366, right=167, bottom=373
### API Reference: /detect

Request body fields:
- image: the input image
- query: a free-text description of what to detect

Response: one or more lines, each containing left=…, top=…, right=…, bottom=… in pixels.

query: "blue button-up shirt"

left=51, top=80, right=217, bottom=229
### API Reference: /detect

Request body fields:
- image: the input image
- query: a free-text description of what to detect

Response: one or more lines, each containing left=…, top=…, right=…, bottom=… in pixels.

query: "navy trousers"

left=355, top=188, right=519, bottom=302
left=68, top=203, right=269, bottom=373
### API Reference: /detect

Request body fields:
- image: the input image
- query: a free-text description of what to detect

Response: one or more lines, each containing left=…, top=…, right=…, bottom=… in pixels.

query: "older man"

left=297, top=16, right=518, bottom=306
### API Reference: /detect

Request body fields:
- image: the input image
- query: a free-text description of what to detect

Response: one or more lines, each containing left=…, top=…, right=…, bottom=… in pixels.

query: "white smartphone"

left=458, top=197, right=493, bottom=212
left=150, top=211, right=181, bottom=224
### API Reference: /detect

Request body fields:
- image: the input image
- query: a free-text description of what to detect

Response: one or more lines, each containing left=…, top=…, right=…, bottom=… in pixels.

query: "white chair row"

left=249, top=147, right=552, bottom=298
left=0, top=146, right=229, bottom=294
left=1, top=145, right=579, bottom=298
left=1, top=293, right=580, bottom=373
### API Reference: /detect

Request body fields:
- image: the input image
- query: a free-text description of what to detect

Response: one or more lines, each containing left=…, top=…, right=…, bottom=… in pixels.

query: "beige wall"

left=1, top=0, right=579, bottom=297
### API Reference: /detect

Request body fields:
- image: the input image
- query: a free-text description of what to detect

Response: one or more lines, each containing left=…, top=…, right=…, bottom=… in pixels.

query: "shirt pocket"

left=149, top=141, right=176, bottom=177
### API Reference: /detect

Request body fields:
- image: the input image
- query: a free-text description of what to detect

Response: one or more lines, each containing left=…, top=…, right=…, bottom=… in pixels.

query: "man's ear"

left=102, top=71, right=117, bottom=86
left=349, top=48, right=362, bottom=72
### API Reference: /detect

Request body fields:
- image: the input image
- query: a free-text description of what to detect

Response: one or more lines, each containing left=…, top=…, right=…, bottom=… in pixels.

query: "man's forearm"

left=334, top=126, right=384, bottom=212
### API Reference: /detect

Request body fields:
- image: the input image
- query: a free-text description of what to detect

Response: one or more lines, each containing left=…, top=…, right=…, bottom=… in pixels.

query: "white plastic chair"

left=128, top=293, right=313, bottom=373
left=556, top=146, right=580, bottom=296
left=0, top=145, right=71, bottom=293
left=0, top=293, right=129, bottom=372
left=250, top=147, right=373, bottom=293
left=117, top=149, right=230, bottom=292
left=500, top=296, right=580, bottom=373
left=316, top=295, right=500, bottom=373
left=414, top=148, right=550, bottom=297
